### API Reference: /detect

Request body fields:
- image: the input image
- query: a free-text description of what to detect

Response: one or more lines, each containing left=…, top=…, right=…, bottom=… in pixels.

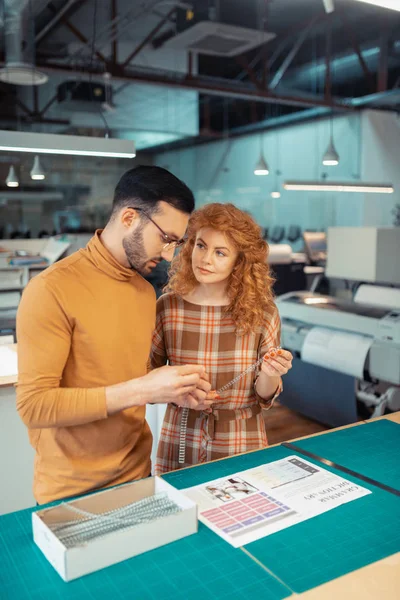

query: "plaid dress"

left=151, top=293, right=282, bottom=475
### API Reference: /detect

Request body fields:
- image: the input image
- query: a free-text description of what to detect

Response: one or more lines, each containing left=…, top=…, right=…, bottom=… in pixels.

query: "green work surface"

left=244, top=459, right=400, bottom=593
left=164, top=433, right=400, bottom=594
left=0, top=501, right=291, bottom=600
left=2, top=421, right=399, bottom=598
left=293, top=420, right=400, bottom=491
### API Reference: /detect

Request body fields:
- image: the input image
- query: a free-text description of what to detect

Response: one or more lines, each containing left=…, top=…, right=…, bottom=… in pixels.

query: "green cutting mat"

left=0, top=502, right=291, bottom=600
left=164, top=436, right=400, bottom=594
left=244, top=455, right=400, bottom=593
left=292, top=420, right=400, bottom=491
left=2, top=421, right=399, bottom=598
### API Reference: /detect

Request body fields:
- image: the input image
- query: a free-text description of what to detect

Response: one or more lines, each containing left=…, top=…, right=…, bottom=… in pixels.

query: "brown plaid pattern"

left=151, top=293, right=282, bottom=475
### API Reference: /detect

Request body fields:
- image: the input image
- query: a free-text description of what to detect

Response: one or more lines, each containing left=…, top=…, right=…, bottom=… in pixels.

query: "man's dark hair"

left=111, top=165, right=195, bottom=217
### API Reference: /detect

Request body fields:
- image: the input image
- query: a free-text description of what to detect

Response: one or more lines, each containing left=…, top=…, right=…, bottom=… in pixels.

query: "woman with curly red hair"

left=151, top=202, right=293, bottom=474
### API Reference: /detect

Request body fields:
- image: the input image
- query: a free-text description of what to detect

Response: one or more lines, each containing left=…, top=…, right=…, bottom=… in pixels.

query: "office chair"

left=287, top=225, right=301, bottom=243
left=269, top=226, right=285, bottom=244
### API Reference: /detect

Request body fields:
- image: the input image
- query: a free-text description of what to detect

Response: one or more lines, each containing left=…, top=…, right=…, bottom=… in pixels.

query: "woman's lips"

left=198, top=267, right=213, bottom=274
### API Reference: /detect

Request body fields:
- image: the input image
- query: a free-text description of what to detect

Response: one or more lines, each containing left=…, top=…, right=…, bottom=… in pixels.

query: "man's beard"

left=122, top=225, right=150, bottom=276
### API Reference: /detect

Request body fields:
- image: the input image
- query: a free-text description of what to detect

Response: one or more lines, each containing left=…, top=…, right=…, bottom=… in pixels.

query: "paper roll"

left=268, top=244, right=292, bottom=265
left=354, top=285, right=400, bottom=310
left=302, top=327, right=373, bottom=379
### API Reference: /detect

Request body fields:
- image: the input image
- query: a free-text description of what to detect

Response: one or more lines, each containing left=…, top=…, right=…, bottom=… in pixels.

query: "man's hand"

left=139, top=364, right=212, bottom=408
left=106, top=365, right=216, bottom=415
left=184, top=389, right=220, bottom=411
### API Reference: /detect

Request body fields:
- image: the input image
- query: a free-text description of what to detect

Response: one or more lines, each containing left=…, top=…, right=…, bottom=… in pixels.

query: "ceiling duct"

left=162, top=0, right=276, bottom=57
left=281, top=39, right=400, bottom=91
left=0, top=0, right=48, bottom=85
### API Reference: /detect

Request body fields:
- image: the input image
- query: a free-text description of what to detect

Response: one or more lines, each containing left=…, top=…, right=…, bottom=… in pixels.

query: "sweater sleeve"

left=16, top=276, right=107, bottom=429
left=149, top=296, right=168, bottom=370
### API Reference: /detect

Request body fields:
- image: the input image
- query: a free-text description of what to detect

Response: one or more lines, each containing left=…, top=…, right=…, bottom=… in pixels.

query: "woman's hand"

left=185, top=390, right=220, bottom=411
left=261, top=347, right=293, bottom=377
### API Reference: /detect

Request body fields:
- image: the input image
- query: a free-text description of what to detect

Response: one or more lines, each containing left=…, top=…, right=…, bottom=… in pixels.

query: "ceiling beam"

left=121, top=7, right=176, bottom=68
left=187, top=51, right=193, bottom=79
left=378, top=25, right=389, bottom=93
left=111, top=0, right=118, bottom=66
left=0, top=89, right=33, bottom=117
left=338, top=10, right=376, bottom=93
left=39, top=91, right=59, bottom=117
left=269, top=14, right=321, bottom=90
left=36, top=0, right=88, bottom=44
left=45, top=2, right=109, bottom=65
left=34, top=61, right=355, bottom=111
left=1, top=116, right=70, bottom=126
left=234, top=54, right=264, bottom=91
left=325, top=23, right=332, bottom=101
left=232, top=12, right=327, bottom=90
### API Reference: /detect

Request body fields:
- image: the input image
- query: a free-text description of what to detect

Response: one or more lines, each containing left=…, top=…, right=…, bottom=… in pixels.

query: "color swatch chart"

left=203, top=492, right=295, bottom=537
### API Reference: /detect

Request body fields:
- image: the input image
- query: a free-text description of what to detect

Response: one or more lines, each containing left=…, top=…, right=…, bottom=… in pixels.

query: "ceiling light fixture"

left=322, top=140, right=340, bottom=166
left=322, top=0, right=335, bottom=13
left=0, top=131, right=136, bottom=158
left=254, top=135, right=269, bottom=176
left=0, top=65, right=48, bottom=86
left=351, top=1, right=400, bottom=12
left=283, top=181, right=394, bottom=193
left=6, top=165, right=19, bottom=187
left=30, top=155, right=45, bottom=180
left=322, top=115, right=340, bottom=166
left=271, top=168, right=282, bottom=199
left=0, top=0, right=48, bottom=86
left=270, top=132, right=281, bottom=198
left=101, top=72, right=116, bottom=113
left=254, top=154, right=269, bottom=176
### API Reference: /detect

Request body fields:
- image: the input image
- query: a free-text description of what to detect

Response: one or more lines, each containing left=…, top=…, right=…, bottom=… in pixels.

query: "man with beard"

left=16, top=166, right=213, bottom=505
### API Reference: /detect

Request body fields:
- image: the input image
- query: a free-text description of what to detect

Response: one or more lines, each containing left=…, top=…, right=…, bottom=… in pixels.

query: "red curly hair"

left=165, top=203, right=276, bottom=334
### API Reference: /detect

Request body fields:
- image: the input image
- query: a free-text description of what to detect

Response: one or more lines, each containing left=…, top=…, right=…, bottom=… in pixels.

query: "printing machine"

left=276, top=227, right=400, bottom=425
left=0, top=238, right=71, bottom=340
left=268, top=244, right=307, bottom=296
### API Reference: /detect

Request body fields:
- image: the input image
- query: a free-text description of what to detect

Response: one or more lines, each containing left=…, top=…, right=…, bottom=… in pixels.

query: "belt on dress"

left=178, top=404, right=262, bottom=465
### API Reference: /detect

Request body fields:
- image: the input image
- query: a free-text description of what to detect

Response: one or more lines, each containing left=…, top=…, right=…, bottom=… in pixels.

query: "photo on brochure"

left=205, top=477, right=258, bottom=502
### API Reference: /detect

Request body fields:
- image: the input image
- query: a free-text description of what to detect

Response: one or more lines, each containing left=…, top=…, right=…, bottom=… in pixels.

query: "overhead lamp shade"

left=322, top=139, right=340, bottom=166
left=0, top=130, right=136, bottom=158
left=6, top=165, right=19, bottom=187
left=254, top=154, right=269, bottom=176
left=0, top=64, right=48, bottom=86
left=30, top=155, right=46, bottom=180
left=283, top=181, right=394, bottom=193
left=322, top=0, right=335, bottom=13
left=352, top=1, right=400, bottom=12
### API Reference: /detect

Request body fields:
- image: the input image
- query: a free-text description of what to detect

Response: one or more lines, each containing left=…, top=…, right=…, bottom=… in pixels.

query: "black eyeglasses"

left=129, top=207, right=186, bottom=251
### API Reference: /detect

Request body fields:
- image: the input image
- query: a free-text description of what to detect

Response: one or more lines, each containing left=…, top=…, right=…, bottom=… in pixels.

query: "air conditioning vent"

left=164, top=22, right=275, bottom=57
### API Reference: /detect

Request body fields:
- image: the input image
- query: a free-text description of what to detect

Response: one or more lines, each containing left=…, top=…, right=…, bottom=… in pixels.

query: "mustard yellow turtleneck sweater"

left=16, top=231, right=155, bottom=504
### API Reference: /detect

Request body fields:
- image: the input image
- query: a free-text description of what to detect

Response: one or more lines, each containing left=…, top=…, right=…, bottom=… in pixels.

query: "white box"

left=32, top=477, right=198, bottom=582
left=326, top=227, right=400, bottom=284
